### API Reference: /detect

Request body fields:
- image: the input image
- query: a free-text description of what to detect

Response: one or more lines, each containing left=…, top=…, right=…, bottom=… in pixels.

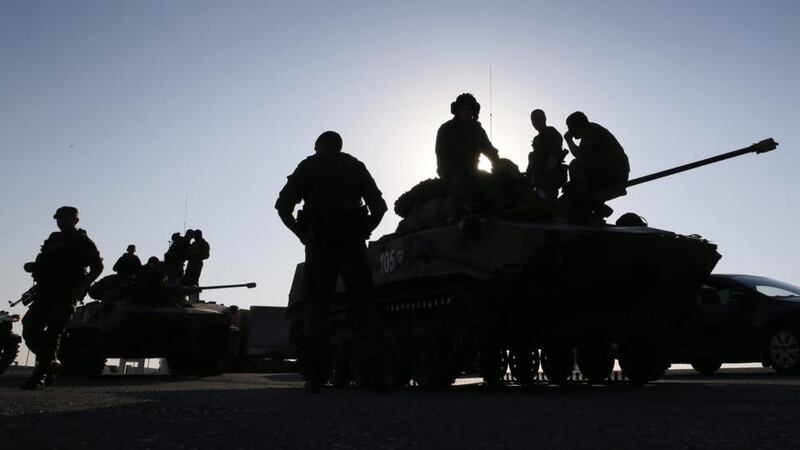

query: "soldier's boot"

left=303, top=359, right=324, bottom=394
left=20, top=365, right=47, bottom=391
left=44, top=359, right=62, bottom=387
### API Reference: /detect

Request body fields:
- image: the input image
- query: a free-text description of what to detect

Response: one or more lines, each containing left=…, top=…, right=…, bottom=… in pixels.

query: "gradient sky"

left=2, top=0, right=798, bottom=333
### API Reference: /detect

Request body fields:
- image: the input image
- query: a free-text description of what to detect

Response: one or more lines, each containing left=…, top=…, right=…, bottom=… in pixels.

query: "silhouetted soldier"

left=112, top=244, right=142, bottom=278
left=184, top=229, right=210, bottom=288
left=563, top=111, right=630, bottom=218
left=20, top=206, right=103, bottom=389
left=134, top=256, right=167, bottom=302
left=276, top=131, right=387, bottom=393
left=164, top=230, right=193, bottom=285
left=435, top=93, right=500, bottom=180
left=526, top=109, right=567, bottom=201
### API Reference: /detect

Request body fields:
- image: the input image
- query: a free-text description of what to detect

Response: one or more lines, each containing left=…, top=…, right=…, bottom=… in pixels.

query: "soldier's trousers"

left=302, top=240, right=376, bottom=380
left=184, top=260, right=203, bottom=287
left=22, top=290, right=76, bottom=368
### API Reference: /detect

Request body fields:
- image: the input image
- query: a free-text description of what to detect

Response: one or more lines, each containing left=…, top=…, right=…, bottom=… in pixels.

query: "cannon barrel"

left=626, top=138, right=779, bottom=188
left=184, top=282, right=257, bottom=292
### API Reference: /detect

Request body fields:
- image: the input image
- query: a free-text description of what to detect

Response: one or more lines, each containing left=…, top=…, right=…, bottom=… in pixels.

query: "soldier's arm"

left=564, top=131, right=582, bottom=158
left=275, top=165, right=306, bottom=243
left=434, top=124, right=449, bottom=177
left=360, top=164, right=388, bottom=233
left=478, top=126, right=500, bottom=163
left=85, top=240, right=104, bottom=285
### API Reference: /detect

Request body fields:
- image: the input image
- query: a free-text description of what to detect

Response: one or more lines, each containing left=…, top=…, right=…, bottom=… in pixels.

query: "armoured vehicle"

left=226, top=306, right=297, bottom=372
left=288, top=138, right=778, bottom=388
left=0, top=310, right=21, bottom=375
left=59, top=281, right=256, bottom=378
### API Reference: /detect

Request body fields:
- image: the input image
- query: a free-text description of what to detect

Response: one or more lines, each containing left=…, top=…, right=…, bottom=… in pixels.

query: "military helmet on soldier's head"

left=451, top=93, right=480, bottom=118
left=53, top=206, right=78, bottom=219
left=315, top=131, right=343, bottom=153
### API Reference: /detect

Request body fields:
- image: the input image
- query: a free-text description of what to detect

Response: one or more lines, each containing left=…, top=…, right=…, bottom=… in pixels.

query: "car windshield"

left=730, top=275, right=800, bottom=298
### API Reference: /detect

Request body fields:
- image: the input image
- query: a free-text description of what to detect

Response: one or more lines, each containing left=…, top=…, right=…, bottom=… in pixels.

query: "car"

left=675, top=274, right=800, bottom=374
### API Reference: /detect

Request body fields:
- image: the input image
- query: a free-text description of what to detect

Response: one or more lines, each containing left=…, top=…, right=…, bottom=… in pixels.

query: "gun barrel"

left=626, top=138, right=778, bottom=188
left=191, top=282, right=257, bottom=291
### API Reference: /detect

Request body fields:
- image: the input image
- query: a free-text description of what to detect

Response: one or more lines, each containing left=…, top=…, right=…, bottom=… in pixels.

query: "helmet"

left=450, top=93, right=480, bottom=119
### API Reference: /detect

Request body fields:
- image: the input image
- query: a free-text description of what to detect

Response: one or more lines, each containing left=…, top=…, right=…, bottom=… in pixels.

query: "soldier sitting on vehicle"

left=435, top=93, right=501, bottom=181
left=112, top=244, right=142, bottom=278
left=526, top=109, right=567, bottom=202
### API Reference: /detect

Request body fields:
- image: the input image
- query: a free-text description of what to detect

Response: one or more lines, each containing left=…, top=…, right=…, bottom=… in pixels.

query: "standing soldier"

left=276, top=131, right=387, bottom=393
left=563, top=111, right=630, bottom=218
left=112, top=244, right=142, bottom=278
left=184, top=229, right=210, bottom=288
left=20, top=206, right=103, bottom=390
left=164, top=230, right=192, bottom=285
left=526, top=109, right=567, bottom=201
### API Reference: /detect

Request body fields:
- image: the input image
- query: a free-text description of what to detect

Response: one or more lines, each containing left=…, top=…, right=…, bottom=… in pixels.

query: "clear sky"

left=2, top=0, right=798, bottom=329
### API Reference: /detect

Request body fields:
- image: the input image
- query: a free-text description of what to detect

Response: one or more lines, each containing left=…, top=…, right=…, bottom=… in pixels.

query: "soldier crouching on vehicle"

left=20, top=206, right=103, bottom=390
left=562, top=111, right=630, bottom=220
left=276, top=131, right=388, bottom=393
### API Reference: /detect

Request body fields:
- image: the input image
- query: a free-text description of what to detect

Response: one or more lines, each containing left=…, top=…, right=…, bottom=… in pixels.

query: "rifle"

left=9, top=285, right=38, bottom=308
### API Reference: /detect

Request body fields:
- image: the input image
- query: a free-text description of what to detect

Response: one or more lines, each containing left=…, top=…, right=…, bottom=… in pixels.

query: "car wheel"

left=690, top=358, right=722, bottom=375
left=618, top=339, right=670, bottom=384
left=768, top=330, right=800, bottom=373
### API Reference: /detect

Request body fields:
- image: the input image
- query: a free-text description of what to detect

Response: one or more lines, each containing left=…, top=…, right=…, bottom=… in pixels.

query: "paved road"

left=2, top=369, right=799, bottom=449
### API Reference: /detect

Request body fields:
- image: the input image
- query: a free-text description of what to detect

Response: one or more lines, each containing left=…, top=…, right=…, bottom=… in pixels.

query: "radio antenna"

left=489, top=65, right=493, bottom=140
left=183, top=194, right=189, bottom=232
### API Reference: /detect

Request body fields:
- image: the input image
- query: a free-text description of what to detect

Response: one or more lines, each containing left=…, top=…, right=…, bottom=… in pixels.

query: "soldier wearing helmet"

left=435, top=93, right=500, bottom=180
left=20, top=206, right=103, bottom=390
left=276, top=131, right=388, bottom=393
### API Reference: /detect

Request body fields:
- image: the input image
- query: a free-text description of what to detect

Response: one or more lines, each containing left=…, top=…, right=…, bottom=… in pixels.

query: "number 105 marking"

left=379, top=249, right=404, bottom=274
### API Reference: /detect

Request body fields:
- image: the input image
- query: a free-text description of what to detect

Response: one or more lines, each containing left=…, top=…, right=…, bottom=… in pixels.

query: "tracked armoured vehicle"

left=59, top=282, right=255, bottom=378
left=288, top=138, right=778, bottom=387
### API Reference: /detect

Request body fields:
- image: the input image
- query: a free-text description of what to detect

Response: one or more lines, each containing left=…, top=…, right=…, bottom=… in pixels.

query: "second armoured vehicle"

left=288, top=138, right=778, bottom=388
left=59, top=281, right=256, bottom=377
left=0, top=310, right=21, bottom=375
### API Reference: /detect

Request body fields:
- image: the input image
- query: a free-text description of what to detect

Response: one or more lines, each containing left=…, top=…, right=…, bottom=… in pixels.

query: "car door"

left=694, top=280, right=757, bottom=360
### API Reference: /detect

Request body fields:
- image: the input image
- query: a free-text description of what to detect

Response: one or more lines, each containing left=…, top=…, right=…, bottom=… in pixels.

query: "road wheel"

left=329, top=339, right=352, bottom=388
left=577, top=341, right=614, bottom=383
left=478, top=345, right=508, bottom=385
left=381, top=334, right=411, bottom=388
left=0, top=334, right=21, bottom=375
left=690, top=358, right=722, bottom=375
left=541, top=346, right=574, bottom=384
left=619, top=339, right=670, bottom=384
left=59, top=330, right=106, bottom=379
left=768, top=330, right=800, bottom=373
left=508, top=345, right=539, bottom=385
left=412, top=332, right=456, bottom=389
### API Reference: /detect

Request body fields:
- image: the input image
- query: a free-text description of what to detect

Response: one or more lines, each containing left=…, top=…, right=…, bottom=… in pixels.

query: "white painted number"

left=379, top=249, right=404, bottom=274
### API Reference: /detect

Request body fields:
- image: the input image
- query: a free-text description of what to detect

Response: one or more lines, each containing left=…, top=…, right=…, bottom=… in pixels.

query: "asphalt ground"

left=1, top=368, right=800, bottom=449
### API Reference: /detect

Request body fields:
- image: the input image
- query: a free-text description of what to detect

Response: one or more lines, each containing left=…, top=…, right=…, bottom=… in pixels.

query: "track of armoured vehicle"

left=59, top=281, right=255, bottom=378
left=288, top=138, right=778, bottom=388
